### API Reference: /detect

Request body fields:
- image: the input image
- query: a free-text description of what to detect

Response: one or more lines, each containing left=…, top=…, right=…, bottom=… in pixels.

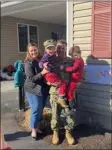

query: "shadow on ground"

left=42, top=123, right=112, bottom=145
left=73, top=124, right=111, bottom=143
left=4, top=131, right=30, bottom=141
left=4, top=123, right=111, bottom=147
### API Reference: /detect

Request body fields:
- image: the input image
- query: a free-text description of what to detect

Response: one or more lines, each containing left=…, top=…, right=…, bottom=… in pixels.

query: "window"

left=18, top=24, right=38, bottom=52
left=91, top=2, right=112, bottom=58
left=51, top=32, right=65, bottom=41
left=51, top=32, right=58, bottom=41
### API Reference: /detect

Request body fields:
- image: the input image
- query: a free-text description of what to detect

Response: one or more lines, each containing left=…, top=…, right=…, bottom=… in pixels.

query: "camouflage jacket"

left=49, top=57, right=73, bottom=95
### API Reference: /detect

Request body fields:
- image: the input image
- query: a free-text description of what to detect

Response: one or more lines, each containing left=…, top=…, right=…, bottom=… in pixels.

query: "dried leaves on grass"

left=19, top=107, right=52, bottom=132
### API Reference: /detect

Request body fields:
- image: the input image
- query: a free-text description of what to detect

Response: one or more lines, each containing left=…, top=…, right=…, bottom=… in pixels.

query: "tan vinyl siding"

left=74, top=30, right=91, bottom=38
left=74, top=43, right=91, bottom=50
left=73, top=37, right=91, bottom=44
left=73, top=2, right=92, bottom=59
left=74, top=9, right=91, bottom=18
left=72, top=2, right=112, bottom=130
left=1, top=16, right=66, bottom=68
left=73, top=1, right=111, bottom=64
left=81, top=51, right=91, bottom=57
left=74, top=2, right=92, bottom=10
left=74, top=16, right=91, bottom=25
left=73, top=24, right=91, bottom=31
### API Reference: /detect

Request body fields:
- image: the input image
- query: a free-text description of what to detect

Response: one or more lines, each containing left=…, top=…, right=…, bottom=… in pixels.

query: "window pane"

left=18, top=24, right=28, bottom=52
left=29, top=26, right=38, bottom=44
left=51, top=32, right=58, bottom=41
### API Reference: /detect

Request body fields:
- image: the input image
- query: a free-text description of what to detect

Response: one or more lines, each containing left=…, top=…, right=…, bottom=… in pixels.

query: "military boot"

left=52, top=130, right=59, bottom=145
left=65, top=129, right=75, bottom=145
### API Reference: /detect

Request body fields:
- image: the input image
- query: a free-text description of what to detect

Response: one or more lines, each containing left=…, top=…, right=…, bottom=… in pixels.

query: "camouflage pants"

left=49, top=87, right=75, bottom=131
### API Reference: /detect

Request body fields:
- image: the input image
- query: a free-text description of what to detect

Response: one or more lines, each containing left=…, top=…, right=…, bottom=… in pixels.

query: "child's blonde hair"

left=69, top=46, right=81, bottom=56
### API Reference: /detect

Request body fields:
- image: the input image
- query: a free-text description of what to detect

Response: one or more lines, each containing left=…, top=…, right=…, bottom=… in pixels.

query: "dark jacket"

left=24, top=59, right=49, bottom=96
left=39, top=51, right=57, bottom=72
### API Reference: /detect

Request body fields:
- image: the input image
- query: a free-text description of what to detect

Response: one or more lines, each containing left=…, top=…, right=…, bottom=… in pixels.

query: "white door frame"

left=66, top=1, right=73, bottom=57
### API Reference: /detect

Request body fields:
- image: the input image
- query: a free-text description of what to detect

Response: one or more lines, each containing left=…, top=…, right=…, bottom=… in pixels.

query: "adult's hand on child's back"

left=47, top=82, right=51, bottom=85
left=41, top=68, right=49, bottom=75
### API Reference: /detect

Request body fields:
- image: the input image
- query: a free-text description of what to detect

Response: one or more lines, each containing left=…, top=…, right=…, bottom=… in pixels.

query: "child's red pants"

left=44, top=73, right=66, bottom=96
left=66, top=80, right=78, bottom=101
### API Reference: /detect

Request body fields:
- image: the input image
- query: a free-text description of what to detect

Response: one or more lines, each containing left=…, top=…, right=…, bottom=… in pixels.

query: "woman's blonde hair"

left=24, top=43, right=41, bottom=62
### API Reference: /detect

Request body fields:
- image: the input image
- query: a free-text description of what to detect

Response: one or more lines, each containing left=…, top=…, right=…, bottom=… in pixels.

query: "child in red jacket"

left=60, top=46, right=84, bottom=109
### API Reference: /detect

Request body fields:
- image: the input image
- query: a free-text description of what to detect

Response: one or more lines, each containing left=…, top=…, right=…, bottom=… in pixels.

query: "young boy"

left=60, top=46, right=84, bottom=110
left=39, top=39, right=68, bottom=108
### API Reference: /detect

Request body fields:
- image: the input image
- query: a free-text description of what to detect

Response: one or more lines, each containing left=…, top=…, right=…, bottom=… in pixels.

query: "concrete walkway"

left=1, top=81, right=53, bottom=149
left=1, top=81, right=111, bottom=149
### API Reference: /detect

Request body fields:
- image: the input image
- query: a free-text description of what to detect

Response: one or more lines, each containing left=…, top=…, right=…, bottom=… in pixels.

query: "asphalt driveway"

left=1, top=81, right=111, bottom=149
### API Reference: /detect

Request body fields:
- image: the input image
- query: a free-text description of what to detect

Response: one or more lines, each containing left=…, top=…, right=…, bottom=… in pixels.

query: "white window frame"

left=66, top=1, right=73, bottom=57
left=17, top=23, right=39, bottom=53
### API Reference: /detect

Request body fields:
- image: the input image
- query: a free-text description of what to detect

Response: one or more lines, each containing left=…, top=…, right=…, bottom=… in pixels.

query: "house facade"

left=1, top=0, right=112, bottom=130
left=1, top=1, right=66, bottom=68
left=1, top=16, right=66, bottom=67
left=67, top=1, right=112, bottom=130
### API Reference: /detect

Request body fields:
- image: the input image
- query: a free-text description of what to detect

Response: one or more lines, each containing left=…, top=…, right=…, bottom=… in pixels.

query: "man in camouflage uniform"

left=49, top=40, right=76, bottom=145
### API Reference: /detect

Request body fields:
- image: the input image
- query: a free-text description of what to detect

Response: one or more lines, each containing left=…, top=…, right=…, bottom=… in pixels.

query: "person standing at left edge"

left=24, top=43, right=49, bottom=140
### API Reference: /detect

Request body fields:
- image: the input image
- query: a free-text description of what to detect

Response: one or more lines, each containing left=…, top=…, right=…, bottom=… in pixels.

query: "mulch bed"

left=17, top=107, right=52, bottom=132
